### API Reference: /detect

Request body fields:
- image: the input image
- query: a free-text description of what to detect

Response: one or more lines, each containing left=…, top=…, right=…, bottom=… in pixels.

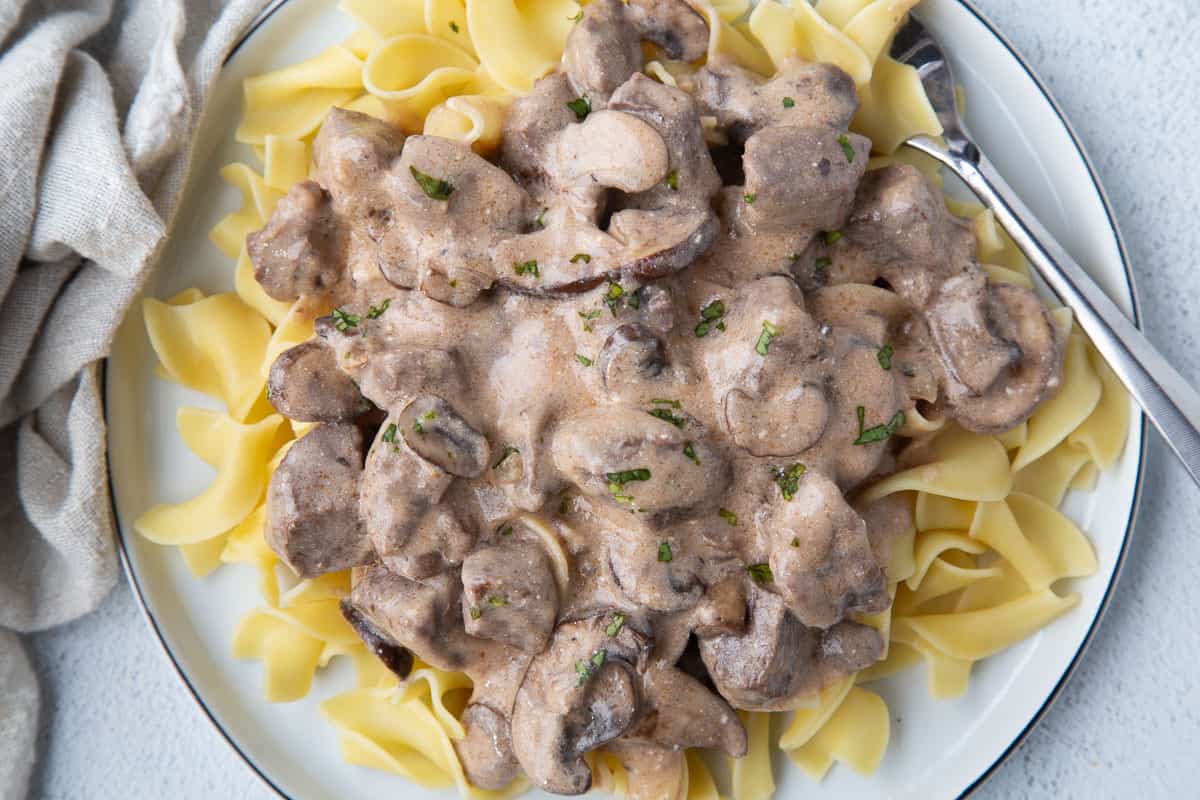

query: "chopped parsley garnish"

left=575, top=353, right=593, bottom=367
left=782, top=96, right=795, bottom=108
left=719, top=508, right=738, bottom=526
left=605, top=613, right=626, bottom=637
left=790, top=537, right=800, bottom=548
left=683, top=442, right=700, bottom=464
left=493, top=445, right=519, bottom=469
left=499, top=525, right=513, bottom=537
left=651, top=398, right=681, bottom=408
left=331, top=307, right=360, bottom=332
left=576, top=649, right=606, bottom=686
left=657, top=542, right=673, bottom=563
left=824, top=230, right=843, bottom=246
left=570, top=252, right=591, bottom=264
left=746, top=563, right=774, bottom=585
left=448, top=20, right=459, bottom=32
left=513, top=259, right=539, bottom=278
left=486, top=595, right=508, bottom=607
left=469, top=606, right=481, bottom=620
left=876, top=343, right=894, bottom=371
left=772, top=462, right=807, bottom=501
left=754, top=320, right=779, bottom=355
left=412, top=409, right=435, bottom=434
left=814, top=256, right=831, bottom=273
left=648, top=408, right=684, bottom=427
left=535, top=207, right=547, bottom=228
left=366, top=298, right=391, bottom=319
left=837, top=133, right=855, bottom=162
left=409, top=165, right=454, bottom=200
left=853, top=406, right=906, bottom=445
left=627, top=291, right=640, bottom=309
left=665, top=169, right=679, bottom=191
left=559, top=491, right=572, bottom=515
left=744, top=192, right=757, bottom=204
left=603, top=281, right=625, bottom=315
left=607, top=467, right=651, bottom=503
left=579, top=308, right=602, bottom=332
left=566, top=95, right=591, bottom=120
left=381, top=423, right=398, bottom=444
left=694, top=298, right=726, bottom=337
left=569, top=10, right=583, bottom=22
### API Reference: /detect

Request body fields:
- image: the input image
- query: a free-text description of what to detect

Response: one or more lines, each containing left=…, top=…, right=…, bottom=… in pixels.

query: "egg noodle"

left=134, top=1, right=1130, bottom=797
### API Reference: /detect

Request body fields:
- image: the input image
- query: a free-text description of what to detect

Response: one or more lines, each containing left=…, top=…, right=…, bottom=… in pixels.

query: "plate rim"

left=107, top=1, right=1150, bottom=797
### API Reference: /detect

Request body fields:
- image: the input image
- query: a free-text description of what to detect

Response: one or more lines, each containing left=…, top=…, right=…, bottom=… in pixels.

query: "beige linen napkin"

left=0, top=1, right=269, bottom=797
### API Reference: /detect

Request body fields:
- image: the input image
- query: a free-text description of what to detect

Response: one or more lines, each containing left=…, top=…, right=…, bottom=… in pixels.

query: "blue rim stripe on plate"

left=112, top=2, right=1149, bottom=798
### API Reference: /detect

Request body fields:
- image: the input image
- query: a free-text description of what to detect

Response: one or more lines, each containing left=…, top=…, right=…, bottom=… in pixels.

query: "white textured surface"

left=24, top=0, right=1200, bottom=798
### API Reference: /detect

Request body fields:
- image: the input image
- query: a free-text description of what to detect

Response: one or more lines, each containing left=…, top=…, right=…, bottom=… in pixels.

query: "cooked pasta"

left=134, top=0, right=1132, bottom=797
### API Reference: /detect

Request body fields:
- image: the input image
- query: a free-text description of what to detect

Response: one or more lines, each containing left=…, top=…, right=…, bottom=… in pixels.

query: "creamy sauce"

left=251, top=0, right=1065, bottom=793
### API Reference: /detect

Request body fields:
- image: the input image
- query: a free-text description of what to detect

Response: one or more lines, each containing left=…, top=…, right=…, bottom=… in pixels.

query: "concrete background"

left=23, top=0, right=1200, bottom=798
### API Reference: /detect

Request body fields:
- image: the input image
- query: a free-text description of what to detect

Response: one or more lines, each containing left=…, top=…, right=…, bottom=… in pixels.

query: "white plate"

left=106, top=1, right=1146, bottom=798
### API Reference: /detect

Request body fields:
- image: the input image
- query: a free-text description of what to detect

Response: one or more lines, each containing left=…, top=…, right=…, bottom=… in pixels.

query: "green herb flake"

left=559, top=491, right=572, bottom=515
left=837, top=133, right=855, bottom=163
left=381, top=423, right=398, bottom=444
left=331, top=307, right=360, bottom=332
left=824, top=230, right=843, bottom=246
left=469, top=606, right=481, bottom=620
left=513, top=259, right=539, bottom=278
left=412, top=419, right=424, bottom=433
left=853, top=406, right=906, bottom=445
left=449, top=279, right=458, bottom=288
left=409, top=165, right=454, bottom=201
left=695, top=299, right=726, bottom=337
left=448, top=20, right=459, bottom=32
left=486, top=595, right=509, bottom=607
left=575, top=649, right=607, bottom=686
left=569, top=9, right=583, bottom=22
left=876, top=343, right=894, bottom=371
left=790, top=537, right=800, bottom=548
left=493, top=445, right=519, bottom=469
left=499, top=525, right=513, bottom=537
left=535, top=208, right=547, bottom=228
left=665, top=169, right=679, bottom=191
left=366, top=298, right=391, bottom=319
left=648, top=408, right=684, bottom=428
left=566, top=95, right=592, bottom=121
left=658, top=542, right=673, bottom=563
left=579, top=308, right=602, bottom=332
left=772, top=462, right=807, bottom=501
left=627, top=292, right=640, bottom=310
left=744, top=192, right=757, bottom=204
left=683, top=442, right=700, bottom=464
left=605, top=613, right=626, bottom=637
left=652, top=398, right=682, bottom=408
left=575, top=353, right=593, bottom=367
left=719, top=508, right=738, bottom=527
left=746, top=563, right=774, bottom=585
left=607, top=468, right=651, bottom=485
left=570, top=252, right=592, bottom=264
left=814, top=256, right=831, bottom=273
left=604, top=281, right=625, bottom=316
left=782, top=96, right=795, bottom=108
left=754, top=320, right=779, bottom=356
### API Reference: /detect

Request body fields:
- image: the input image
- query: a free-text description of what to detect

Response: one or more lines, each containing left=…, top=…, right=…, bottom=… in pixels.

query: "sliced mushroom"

left=399, top=395, right=490, bottom=478
left=313, top=107, right=405, bottom=233
left=563, top=0, right=644, bottom=106
left=693, top=58, right=858, bottom=144
left=318, top=333, right=465, bottom=414
left=724, top=380, right=829, bottom=457
left=606, top=207, right=718, bottom=283
left=820, top=620, right=885, bottom=675
left=267, top=339, right=367, bottom=422
left=247, top=180, right=342, bottom=302
left=596, top=323, right=667, bottom=395
left=343, top=565, right=479, bottom=672
left=360, top=418, right=475, bottom=581
left=926, top=271, right=1021, bottom=395
left=554, top=110, right=670, bottom=221
left=607, top=534, right=703, bottom=613
left=765, top=471, right=889, bottom=629
left=609, top=74, right=722, bottom=212
left=265, top=423, right=372, bottom=578
left=510, top=614, right=652, bottom=794
left=741, top=126, right=870, bottom=234
left=454, top=703, right=521, bottom=791
left=461, top=539, right=559, bottom=653
left=624, top=0, right=709, bottom=62
left=626, top=662, right=747, bottom=756
left=339, top=601, right=413, bottom=679
left=945, top=282, right=1065, bottom=433
left=551, top=405, right=730, bottom=516
left=500, top=71, right=578, bottom=191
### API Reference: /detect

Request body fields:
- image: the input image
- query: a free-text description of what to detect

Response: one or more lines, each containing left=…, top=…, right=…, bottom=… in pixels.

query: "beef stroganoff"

left=135, top=1, right=1130, bottom=798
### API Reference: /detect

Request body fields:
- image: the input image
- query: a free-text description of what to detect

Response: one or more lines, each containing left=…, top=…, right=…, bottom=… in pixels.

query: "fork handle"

left=906, top=135, right=1200, bottom=488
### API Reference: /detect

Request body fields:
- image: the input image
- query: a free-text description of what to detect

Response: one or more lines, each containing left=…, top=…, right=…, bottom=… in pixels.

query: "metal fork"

left=892, top=14, right=1200, bottom=489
